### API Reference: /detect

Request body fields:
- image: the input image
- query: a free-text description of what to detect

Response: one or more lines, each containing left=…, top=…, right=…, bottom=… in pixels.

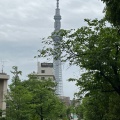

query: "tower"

left=52, top=0, right=63, bottom=96
left=0, top=73, right=9, bottom=117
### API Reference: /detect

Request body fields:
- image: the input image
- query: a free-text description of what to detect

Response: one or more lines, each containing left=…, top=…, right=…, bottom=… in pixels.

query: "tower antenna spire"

left=57, top=0, right=59, bottom=9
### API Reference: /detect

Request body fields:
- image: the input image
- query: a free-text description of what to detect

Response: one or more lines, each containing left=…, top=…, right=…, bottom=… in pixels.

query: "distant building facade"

left=0, top=73, right=9, bottom=117
left=59, top=96, right=71, bottom=106
left=33, top=62, right=55, bottom=81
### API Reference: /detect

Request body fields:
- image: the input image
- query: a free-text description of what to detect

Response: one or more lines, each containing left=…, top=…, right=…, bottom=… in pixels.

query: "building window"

left=41, top=77, right=45, bottom=80
left=41, top=70, right=45, bottom=73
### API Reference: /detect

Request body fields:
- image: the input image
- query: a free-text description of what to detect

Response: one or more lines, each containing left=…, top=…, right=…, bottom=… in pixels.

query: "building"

left=0, top=73, right=9, bottom=117
left=52, top=0, right=63, bottom=96
left=59, top=96, right=71, bottom=106
left=36, top=62, right=55, bottom=81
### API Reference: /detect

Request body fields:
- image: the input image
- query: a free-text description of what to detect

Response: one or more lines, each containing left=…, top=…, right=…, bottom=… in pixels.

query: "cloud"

left=61, top=0, right=105, bottom=29
left=0, top=0, right=105, bottom=99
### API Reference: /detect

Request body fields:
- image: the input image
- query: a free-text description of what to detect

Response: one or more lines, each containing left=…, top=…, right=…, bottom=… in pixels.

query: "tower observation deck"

left=52, top=0, right=63, bottom=96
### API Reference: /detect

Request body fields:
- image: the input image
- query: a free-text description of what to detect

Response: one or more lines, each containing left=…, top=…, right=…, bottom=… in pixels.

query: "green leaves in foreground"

left=101, top=0, right=120, bottom=27
left=39, top=18, right=120, bottom=95
left=5, top=67, right=66, bottom=120
left=39, top=18, right=120, bottom=119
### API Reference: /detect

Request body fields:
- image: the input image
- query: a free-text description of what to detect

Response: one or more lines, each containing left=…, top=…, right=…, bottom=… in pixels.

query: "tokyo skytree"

left=52, top=0, right=63, bottom=96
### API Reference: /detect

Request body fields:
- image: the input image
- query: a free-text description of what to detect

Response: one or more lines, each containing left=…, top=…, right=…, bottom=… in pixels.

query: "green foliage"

left=22, top=76, right=66, bottom=120
left=6, top=67, right=32, bottom=120
left=40, top=19, right=120, bottom=95
left=79, top=92, right=120, bottom=120
left=82, top=93, right=109, bottom=120
left=106, top=93, right=120, bottom=120
left=101, top=0, right=120, bottom=27
left=39, top=18, right=120, bottom=119
left=5, top=67, right=67, bottom=120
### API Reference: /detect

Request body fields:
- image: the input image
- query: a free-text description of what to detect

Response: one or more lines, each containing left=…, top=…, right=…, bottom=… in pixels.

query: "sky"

left=0, top=0, right=105, bottom=99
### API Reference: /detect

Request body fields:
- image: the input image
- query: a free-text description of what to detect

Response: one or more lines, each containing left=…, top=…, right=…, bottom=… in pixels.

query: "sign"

left=41, top=63, right=53, bottom=67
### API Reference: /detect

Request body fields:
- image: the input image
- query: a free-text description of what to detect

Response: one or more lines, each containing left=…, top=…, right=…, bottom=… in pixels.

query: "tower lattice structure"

left=52, top=0, right=63, bottom=96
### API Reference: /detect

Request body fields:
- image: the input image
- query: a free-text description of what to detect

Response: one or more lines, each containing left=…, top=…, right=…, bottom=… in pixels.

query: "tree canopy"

left=38, top=0, right=120, bottom=119
left=101, top=0, right=120, bottom=27
left=39, top=19, right=120, bottom=96
left=5, top=67, right=67, bottom=120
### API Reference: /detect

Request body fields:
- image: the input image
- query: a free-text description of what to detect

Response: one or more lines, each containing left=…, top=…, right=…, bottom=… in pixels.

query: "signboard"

left=41, top=63, right=53, bottom=67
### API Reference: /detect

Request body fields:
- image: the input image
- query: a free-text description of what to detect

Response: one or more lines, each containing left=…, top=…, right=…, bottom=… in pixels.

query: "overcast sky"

left=0, top=0, right=105, bottom=99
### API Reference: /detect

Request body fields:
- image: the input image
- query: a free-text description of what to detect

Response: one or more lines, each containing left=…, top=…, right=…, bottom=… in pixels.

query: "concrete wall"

left=37, top=62, right=54, bottom=76
left=0, top=73, right=9, bottom=117
left=0, top=80, right=7, bottom=110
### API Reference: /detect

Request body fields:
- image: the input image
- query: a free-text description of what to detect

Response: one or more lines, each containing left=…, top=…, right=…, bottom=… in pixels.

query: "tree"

left=81, top=92, right=110, bottom=120
left=5, top=66, right=33, bottom=120
left=22, top=75, right=66, bottom=120
left=107, top=93, right=120, bottom=120
left=38, top=1, right=120, bottom=118
left=79, top=91, right=120, bottom=120
left=101, top=0, right=120, bottom=27
left=66, top=106, right=72, bottom=120
left=5, top=67, right=67, bottom=120
left=75, top=104, right=83, bottom=120
left=39, top=19, right=120, bottom=96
